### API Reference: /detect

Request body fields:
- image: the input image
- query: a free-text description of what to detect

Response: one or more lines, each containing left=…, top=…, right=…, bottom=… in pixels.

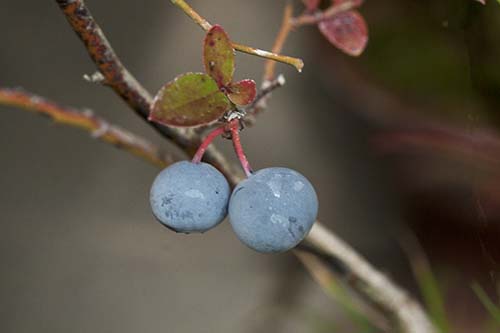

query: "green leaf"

left=204, top=25, right=235, bottom=87
left=325, top=276, right=379, bottom=332
left=150, top=72, right=231, bottom=127
left=413, top=260, right=451, bottom=333
left=472, top=282, right=500, bottom=326
left=227, top=79, right=256, bottom=106
left=402, top=234, right=451, bottom=333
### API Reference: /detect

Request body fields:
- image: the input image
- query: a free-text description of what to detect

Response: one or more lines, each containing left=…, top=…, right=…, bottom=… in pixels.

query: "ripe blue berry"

left=229, top=167, right=318, bottom=253
left=150, top=161, right=230, bottom=233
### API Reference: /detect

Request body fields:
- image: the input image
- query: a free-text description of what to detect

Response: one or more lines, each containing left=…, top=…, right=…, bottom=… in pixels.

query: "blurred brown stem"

left=292, top=0, right=363, bottom=27
left=263, top=3, right=295, bottom=82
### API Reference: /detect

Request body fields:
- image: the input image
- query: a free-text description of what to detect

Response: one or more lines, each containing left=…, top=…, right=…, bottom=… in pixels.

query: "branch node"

left=81, top=107, right=94, bottom=118
left=83, top=71, right=107, bottom=85
left=91, top=120, right=110, bottom=138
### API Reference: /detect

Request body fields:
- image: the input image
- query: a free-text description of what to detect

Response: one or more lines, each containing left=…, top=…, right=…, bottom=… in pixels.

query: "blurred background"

left=1, top=0, right=499, bottom=332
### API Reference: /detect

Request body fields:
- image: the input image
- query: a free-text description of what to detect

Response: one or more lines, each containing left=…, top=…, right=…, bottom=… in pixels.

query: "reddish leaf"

left=226, top=79, right=257, bottom=106
left=331, top=0, right=363, bottom=4
left=318, top=10, right=368, bottom=56
left=150, top=72, right=231, bottom=127
left=474, top=0, right=486, bottom=4
left=302, top=0, right=320, bottom=10
left=204, top=25, right=235, bottom=88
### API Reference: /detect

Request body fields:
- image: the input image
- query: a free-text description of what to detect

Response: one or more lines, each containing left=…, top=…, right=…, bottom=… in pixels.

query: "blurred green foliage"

left=360, top=0, right=500, bottom=121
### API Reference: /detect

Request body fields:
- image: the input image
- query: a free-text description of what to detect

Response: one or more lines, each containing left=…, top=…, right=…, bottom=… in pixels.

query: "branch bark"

left=54, top=0, right=241, bottom=184
left=0, top=88, right=172, bottom=168
left=306, top=223, right=437, bottom=333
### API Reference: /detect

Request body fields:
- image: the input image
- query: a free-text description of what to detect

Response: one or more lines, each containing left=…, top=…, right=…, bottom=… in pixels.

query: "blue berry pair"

left=149, top=161, right=318, bottom=253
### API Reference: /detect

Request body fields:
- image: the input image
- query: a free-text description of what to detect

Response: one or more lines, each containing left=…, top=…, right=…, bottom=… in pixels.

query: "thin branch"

left=54, top=0, right=196, bottom=149
left=170, top=0, right=304, bottom=73
left=292, top=0, right=363, bottom=27
left=170, top=0, right=212, bottom=30
left=263, top=3, right=295, bottom=82
left=306, top=223, right=437, bottom=333
left=249, top=74, right=287, bottom=111
left=245, top=74, right=286, bottom=126
left=55, top=0, right=151, bottom=119
left=0, top=88, right=173, bottom=168
left=83, top=71, right=106, bottom=85
left=252, top=3, right=295, bottom=125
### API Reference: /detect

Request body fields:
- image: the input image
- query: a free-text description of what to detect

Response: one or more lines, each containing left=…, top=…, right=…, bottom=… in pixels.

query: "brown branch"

left=51, top=2, right=436, bottom=332
left=54, top=0, right=197, bottom=151
left=263, top=3, right=295, bottom=82
left=245, top=75, right=286, bottom=126
left=54, top=0, right=240, bottom=184
left=0, top=88, right=173, bottom=168
left=170, top=0, right=304, bottom=73
left=55, top=0, right=151, bottom=119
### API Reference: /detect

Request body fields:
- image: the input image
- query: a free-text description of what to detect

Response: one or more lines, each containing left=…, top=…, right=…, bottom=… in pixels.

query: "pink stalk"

left=191, top=125, right=226, bottom=163
left=229, top=121, right=253, bottom=177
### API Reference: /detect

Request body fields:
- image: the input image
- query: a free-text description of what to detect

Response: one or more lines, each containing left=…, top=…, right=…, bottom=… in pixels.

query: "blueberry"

left=150, top=161, right=230, bottom=233
left=229, top=167, right=318, bottom=253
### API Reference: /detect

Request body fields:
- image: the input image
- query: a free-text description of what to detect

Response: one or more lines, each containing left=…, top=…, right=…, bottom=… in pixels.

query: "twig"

left=0, top=88, right=173, bottom=168
left=83, top=71, right=106, bottom=85
left=292, top=0, right=363, bottom=27
left=306, top=223, right=437, bottom=333
left=249, top=74, right=286, bottom=111
left=170, top=0, right=304, bottom=73
left=170, top=0, right=212, bottom=30
left=263, top=3, right=295, bottom=82
left=249, top=0, right=362, bottom=122
left=55, top=0, right=151, bottom=120
left=245, top=74, right=286, bottom=126
left=54, top=0, right=196, bottom=150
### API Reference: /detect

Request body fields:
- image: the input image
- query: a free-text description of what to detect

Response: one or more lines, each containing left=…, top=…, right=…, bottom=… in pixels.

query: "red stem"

left=192, top=125, right=226, bottom=163
left=229, top=121, right=253, bottom=177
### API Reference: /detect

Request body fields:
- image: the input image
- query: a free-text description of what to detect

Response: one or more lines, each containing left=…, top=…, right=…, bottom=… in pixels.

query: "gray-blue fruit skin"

left=229, top=167, right=318, bottom=253
left=150, top=161, right=230, bottom=233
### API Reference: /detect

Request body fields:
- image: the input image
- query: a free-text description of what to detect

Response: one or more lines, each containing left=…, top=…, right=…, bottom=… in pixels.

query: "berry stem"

left=229, top=121, right=253, bottom=177
left=192, top=125, right=226, bottom=163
